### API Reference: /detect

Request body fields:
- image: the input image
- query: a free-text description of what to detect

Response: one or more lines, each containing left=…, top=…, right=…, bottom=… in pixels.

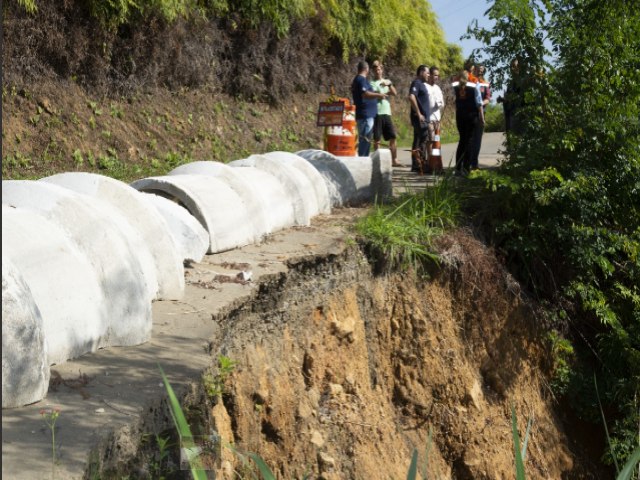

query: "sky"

left=430, top=0, right=494, bottom=62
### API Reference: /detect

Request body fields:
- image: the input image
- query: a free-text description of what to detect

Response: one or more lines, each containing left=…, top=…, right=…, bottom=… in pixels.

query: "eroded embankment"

left=90, top=230, right=595, bottom=479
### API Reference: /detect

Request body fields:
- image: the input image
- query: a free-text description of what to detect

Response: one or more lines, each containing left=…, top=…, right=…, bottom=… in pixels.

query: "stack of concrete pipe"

left=1, top=149, right=391, bottom=408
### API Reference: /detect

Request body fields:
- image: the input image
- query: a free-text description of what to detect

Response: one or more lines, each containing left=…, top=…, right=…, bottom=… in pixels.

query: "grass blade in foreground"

left=158, top=364, right=207, bottom=480
left=617, top=445, right=640, bottom=480
left=247, top=452, right=276, bottom=480
left=406, top=448, right=418, bottom=480
left=511, top=405, right=526, bottom=480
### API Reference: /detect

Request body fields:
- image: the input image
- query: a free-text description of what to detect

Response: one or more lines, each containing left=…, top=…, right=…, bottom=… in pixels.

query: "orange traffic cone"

left=429, top=125, right=443, bottom=174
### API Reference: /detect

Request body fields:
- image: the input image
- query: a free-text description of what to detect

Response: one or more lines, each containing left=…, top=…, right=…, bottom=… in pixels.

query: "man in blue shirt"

left=351, top=61, right=388, bottom=157
left=408, top=65, right=431, bottom=173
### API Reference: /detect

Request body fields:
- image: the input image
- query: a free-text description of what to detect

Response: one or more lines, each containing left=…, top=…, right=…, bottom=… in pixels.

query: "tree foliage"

left=467, top=0, right=640, bottom=470
left=12, top=0, right=462, bottom=73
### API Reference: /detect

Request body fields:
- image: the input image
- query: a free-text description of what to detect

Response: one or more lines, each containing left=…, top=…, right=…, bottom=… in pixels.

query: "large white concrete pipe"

left=2, top=256, right=50, bottom=408
left=41, top=172, right=185, bottom=301
left=295, top=149, right=393, bottom=206
left=294, top=149, right=358, bottom=207
left=143, top=193, right=209, bottom=263
left=261, top=151, right=331, bottom=215
left=130, top=175, right=257, bottom=253
left=2, top=206, right=106, bottom=366
left=2, top=181, right=154, bottom=347
left=229, top=155, right=313, bottom=226
left=168, top=161, right=270, bottom=239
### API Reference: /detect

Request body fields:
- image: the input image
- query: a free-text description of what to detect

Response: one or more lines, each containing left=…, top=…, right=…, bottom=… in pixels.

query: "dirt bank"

left=87, top=226, right=602, bottom=479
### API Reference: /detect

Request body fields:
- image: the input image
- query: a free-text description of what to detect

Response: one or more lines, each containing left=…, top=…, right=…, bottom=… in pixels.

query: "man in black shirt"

left=408, top=65, right=431, bottom=173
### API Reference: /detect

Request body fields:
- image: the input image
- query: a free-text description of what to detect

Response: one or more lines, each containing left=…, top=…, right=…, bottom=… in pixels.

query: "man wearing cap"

left=370, top=60, right=401, bottom=167
left=351, top=60, right=388, bottom=157
left=408, top=65, right=431, bottom=173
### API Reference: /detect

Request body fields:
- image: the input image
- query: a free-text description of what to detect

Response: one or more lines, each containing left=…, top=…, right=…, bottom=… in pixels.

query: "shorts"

left=427, top=120, right=441, bottom=142
left=374, top=114, right=397, bottom=141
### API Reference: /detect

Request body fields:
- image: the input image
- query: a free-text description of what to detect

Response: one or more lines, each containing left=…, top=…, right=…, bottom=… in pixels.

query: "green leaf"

left=406, top=449, right=418, bottom=480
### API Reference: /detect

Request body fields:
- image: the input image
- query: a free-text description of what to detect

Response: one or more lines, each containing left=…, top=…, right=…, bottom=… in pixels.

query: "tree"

left=467, top=0, right=640, bottom=472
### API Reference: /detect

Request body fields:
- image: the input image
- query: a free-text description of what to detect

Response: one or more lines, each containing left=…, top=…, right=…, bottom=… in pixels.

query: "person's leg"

left=373, top=115, right=382, bottom=151
left=382, top=116, right=400, bottom=166
left=357, top=118, right=374, bottom=157
left=419, top=121, right=429, bottom=173
left=411, top=117, right=421, bottom=172
left=471, top=119, right=484, bottom=169
left=455, top=114, right=466, bottom=172
left=389, top=138, right=399, bottom=166
left=464, top=116, right=478, bottom=171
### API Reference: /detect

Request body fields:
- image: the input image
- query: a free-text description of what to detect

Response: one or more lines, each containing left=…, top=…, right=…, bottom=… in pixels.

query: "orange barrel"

left=325, top=123, right=356, bottom=156
left=324, top=97, right=357, bottom=156
left=343, top=105, right=356, bottom=135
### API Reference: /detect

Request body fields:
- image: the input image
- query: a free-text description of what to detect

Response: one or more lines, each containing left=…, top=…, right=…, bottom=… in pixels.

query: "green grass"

left=355, top=177, right=461, bottom=274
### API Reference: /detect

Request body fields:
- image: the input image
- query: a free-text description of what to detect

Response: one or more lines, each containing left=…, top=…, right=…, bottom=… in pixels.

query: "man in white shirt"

left=425, top=66, right=445, bottom=173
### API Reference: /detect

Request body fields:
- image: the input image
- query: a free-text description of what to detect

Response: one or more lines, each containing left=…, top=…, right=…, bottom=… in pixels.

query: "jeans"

left=357, top=117, right=375, bottom=157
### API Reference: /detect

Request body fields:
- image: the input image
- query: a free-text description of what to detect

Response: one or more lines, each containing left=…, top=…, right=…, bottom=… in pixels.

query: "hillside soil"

left=84, top=224, right=606, bottom=479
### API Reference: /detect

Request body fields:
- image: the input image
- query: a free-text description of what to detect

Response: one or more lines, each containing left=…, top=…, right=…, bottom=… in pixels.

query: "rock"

left=307, top=387, right=320, bottom=408
left=317, top=451, right=336, bottom=471
left=328, top=383, right=343, bottom=396
left=297, top=400, right=313, bottom=419
left=466, top=379, right=484, bottom=411
left=37, top=97, right=55, bottom=115
left=330, top=312, right=356, bottom=341
left=310, top=430, right=324, bottom=448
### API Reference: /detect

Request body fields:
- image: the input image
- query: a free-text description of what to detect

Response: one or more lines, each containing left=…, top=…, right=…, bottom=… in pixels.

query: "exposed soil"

left=88, top=228, right=606, bottom=479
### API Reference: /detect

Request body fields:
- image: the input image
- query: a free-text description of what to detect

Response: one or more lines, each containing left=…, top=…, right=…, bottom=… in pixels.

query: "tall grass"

left=356, top=177, right=461, bottom=274
left=158, top=365, right=208, bottom=480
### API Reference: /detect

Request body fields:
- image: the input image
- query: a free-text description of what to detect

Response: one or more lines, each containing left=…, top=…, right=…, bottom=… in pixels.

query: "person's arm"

left=408, top=94, right=425, bottom=122
left=483, top=84, right=491, bottom=107
left=364, top=90, right=386, bottom=100
left=474, top=86, right=485, bottom=124
left=385, top=79, right=397, bottom=96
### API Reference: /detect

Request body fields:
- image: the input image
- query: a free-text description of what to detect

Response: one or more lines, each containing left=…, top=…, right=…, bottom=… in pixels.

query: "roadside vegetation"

left=358, top=0, right=639, bottom=474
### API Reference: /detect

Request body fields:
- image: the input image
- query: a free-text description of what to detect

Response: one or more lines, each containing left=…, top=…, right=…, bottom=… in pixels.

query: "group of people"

left=350, top=59, right=491, bottom=176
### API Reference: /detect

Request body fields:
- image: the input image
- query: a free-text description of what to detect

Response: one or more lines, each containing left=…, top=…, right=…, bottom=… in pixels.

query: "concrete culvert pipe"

left=131, top=175, right=257, bottom=254
left=217, top=164, right=295, bottom=233
left=2, top=206, right=106, bottom=366
left=261, top=151, right=332, bottom=215
left=2, top=256, right=50, bottom=408
left=229, top=155, right=313, bottom=226
left=168, top=161, right=269, bottom=240
left=142, top=193, right=209, bottom=263
left=296, top=149, right=392, bottom=206
left=295, top=149, right=358, bottom=207
left=2, top=181, right=154, bottom=348
left=41, top=172, right=185, bottom=301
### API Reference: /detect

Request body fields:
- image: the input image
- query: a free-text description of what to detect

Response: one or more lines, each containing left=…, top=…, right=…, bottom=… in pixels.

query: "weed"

left=158, top=365, right=208, bottom=480
left=70, top=113, right=80, bottom=126
left=548, top=330, right=574, bottom=395
left=203, top=355, right=236, bottom=400
left=87, top=152, right=96, bottom=167
left=29, top=113, right=41, bottom=126
left=88, top=101, right=102, bottom=116
left=356, top=176, right=461, bottom=274
left=40, top=407, right=61, bottom=475
left=101, top=130, right=111, bottom=140
left=72, top=149, right=84, bottom=167
left=89, top=116, right=96, bottom=129
left=109, top=103, right=124, bottom=119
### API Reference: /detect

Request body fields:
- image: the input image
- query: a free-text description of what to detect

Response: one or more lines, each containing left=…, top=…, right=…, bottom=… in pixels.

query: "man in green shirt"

left=370, top=60, right=401, bottom=167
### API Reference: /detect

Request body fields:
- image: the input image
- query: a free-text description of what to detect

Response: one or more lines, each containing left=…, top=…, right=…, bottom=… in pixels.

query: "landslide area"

left=205, top=233, right=599, bottom=479
left=93, top=230, right=603, bottom=479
